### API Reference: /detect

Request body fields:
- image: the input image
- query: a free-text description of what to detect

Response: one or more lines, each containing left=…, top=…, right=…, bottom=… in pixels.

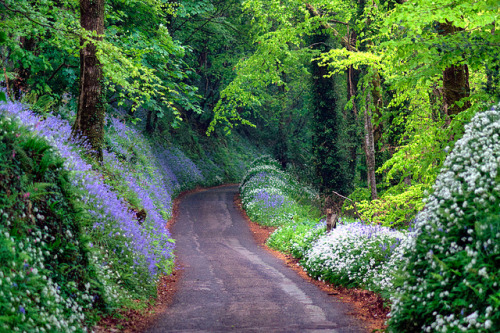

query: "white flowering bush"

left=388, top=104, right=500, bottom=332
left=241, top=156, right=408, bottom=297
left=240, top=156, right=319, bottom=226
left=302, top=222, right=407, bottom=294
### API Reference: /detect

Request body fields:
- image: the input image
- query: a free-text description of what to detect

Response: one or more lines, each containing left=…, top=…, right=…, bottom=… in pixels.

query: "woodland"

left=0, top=0, right=499, bottom=332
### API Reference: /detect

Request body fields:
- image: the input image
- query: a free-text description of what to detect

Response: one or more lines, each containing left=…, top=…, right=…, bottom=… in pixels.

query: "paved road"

left=147, top=186, right=365, bottom=333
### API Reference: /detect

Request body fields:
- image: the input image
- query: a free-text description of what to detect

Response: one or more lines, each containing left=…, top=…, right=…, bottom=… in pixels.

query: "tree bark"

left=370, top=69, right=384, bottom=146
left=73, top=0, right=105, bottom=160
left=442, top=64, right=470, bottom=118
left=310, top=31, right=352, bottom=198
left=437, top=21, right=471, bottom=122
left=347, top=62, right=360, bottom=182
left=146, top=109, right=157, bottom=134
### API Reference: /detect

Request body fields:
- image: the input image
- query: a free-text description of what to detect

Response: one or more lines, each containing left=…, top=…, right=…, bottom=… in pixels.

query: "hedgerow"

left=239, top=156, right=319, bottom=226
left=0, top=115, right=100, bottom=332
left=240, top=156, right=408, bottom=297
left=387, top=104, right=500, bottom=332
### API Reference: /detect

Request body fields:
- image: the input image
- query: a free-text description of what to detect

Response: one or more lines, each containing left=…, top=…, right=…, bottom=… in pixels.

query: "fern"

left=24, top=182, right=56, bottom=201
left=13, top=144, right=34, bottom=172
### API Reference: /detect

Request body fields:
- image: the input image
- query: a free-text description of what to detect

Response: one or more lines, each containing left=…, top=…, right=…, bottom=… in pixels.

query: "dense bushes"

left=0, top=116, right=99, bottom=331
left=266, top=221, right=326, bottom=259
left=388, top=105, right=500, bottom=332
left=1, top=100, right=178, bottom=331
left=302, top=223, right=407, bottom=296
left=241, top=117, right=500, bottom=332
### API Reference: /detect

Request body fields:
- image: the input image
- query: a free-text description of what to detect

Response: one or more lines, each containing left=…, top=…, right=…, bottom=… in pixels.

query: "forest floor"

left=95, top=185, right=389, bottom=332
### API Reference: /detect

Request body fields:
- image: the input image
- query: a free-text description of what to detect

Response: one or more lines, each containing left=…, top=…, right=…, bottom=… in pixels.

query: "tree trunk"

left=437, top=21, right=471, bottom=122
left=73, top=0, right=105, bottom=160
left=347, top=62, right=360, bottom=182
left=310, top=31, right=352, bottom=198
left=276, top=75, right=288, bottom=169
left=370, top=69, right=384, bottom=145
left=276, top=118, right=288, bottom=169
left=146, top=109, right=157, bottom=134
left=364, top=94, right=378, bottom=200
left=442, top=64, right=470, bottom=118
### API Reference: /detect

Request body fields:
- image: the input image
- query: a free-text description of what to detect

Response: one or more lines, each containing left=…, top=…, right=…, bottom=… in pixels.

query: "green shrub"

left=388, top=105, right=500, bottom=333
left=266, top=221, right=326, bottom=258
left=341, top=187, right=371, bottom=217
left=356, top=183, right=427, bottom=228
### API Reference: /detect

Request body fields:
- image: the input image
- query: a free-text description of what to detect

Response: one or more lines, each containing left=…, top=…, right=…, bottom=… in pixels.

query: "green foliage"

left=317, top=0, right=500, bottom=217
left=0, top=0, right=200, bottom=121
left=266, top=221, right=326, bottom=259
left=341, top=187, right=370, bottom=218
left=356, top=184, right=427, bottom=228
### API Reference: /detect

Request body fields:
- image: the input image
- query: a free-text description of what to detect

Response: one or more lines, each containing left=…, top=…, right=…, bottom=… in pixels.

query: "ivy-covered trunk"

left=310, top=32, right=352, bottom=200
left=73, top=0, right=105, bottom=160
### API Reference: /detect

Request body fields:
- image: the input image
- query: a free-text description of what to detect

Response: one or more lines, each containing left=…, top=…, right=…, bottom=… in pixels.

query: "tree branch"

left=0, top=0, right=79, bottom=37
left=48, top=62, right=65, bottom=82
left=306, top=3, right=358, bottom=52
left=329, top=19, right=350, bottom=26
left=330, top=189, right=365, bottom=222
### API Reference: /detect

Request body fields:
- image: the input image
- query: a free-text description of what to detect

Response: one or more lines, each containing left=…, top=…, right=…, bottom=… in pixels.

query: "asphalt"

left=146, top=185, right=365, bottom=333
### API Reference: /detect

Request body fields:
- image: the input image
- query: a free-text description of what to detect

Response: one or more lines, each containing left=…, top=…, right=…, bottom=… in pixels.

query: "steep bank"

left=0, top=99, right=263, bottom=332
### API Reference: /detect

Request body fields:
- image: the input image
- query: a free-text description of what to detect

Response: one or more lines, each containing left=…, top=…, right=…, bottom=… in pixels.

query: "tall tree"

left=310, top=31, right=352, bottom=199
left=73, top=0, right=105, bottom=160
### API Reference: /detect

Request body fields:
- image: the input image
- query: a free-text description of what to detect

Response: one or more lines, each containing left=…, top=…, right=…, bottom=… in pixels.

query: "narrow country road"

left=146, top=186, right=365, bottom=333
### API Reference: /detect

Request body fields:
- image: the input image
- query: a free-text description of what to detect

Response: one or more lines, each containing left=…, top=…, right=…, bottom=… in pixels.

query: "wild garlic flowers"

left=388, top=104, right=500, bottom=332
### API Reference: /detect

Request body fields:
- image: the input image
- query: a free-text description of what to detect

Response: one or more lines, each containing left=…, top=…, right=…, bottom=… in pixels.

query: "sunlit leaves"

left=210, top=0, right=355, bottom=131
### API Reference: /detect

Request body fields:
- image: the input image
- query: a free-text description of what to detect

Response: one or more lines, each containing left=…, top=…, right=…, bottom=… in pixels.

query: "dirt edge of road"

left=234, top=194, right=390, bottom=333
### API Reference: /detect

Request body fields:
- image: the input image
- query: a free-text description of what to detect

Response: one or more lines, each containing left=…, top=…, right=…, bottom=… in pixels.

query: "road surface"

left=147, top=185, right=365, bottom=333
